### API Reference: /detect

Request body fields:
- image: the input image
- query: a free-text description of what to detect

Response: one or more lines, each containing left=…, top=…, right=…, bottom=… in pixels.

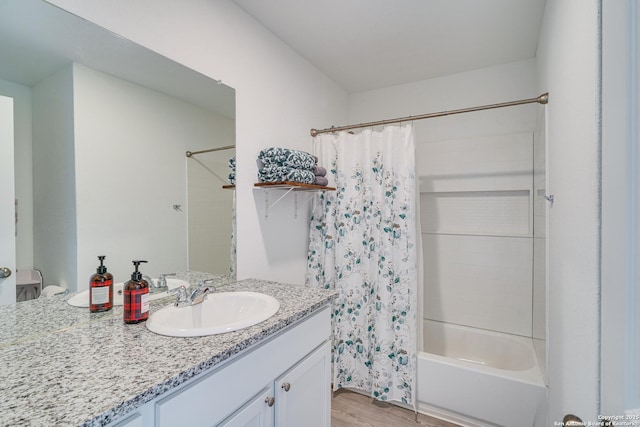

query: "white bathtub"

left=417, top=320, right=547, bottom=427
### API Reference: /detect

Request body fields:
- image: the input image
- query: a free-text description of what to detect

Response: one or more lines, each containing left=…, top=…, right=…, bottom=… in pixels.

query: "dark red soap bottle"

left=123, top=260, right=150, bottom=324
left=90, top=255, right=113, bottom=312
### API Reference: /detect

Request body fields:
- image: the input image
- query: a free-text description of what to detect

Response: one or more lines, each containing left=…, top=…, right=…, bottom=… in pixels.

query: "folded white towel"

left=40, top=285, right=67, bottom=297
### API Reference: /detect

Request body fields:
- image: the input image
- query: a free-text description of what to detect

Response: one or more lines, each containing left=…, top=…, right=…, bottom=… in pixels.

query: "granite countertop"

left=0, top=273, right=337, bottom=427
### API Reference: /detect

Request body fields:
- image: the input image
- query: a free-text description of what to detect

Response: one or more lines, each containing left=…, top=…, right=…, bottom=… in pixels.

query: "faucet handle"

left=197, top=279, right=216, bottom=291
left=169, top=285, right=189, bottom=307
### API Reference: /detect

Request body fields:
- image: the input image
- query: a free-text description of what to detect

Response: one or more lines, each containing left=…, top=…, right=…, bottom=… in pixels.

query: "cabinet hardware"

left=0, top=267, right=11, bottom=278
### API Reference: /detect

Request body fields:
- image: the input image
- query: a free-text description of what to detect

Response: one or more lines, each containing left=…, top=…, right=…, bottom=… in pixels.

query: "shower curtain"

left=306, top=125, right=419, bottom=406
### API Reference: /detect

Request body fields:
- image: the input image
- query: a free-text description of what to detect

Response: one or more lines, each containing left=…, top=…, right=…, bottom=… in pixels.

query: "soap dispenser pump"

left=123, top=260, right=150, bottom=324
left=90, top=255, right=113, bottom=312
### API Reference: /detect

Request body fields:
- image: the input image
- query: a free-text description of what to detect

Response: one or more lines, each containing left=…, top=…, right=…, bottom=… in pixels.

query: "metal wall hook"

left=544, top=194, right=554, bottom=206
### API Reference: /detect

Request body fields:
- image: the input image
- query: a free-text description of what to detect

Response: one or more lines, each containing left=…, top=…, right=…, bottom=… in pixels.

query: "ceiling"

left=231, top=0, right=547, bottom=93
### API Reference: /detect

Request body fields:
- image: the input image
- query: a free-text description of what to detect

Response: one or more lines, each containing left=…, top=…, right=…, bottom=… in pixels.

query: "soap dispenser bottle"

left=123, top=260, right=150, bottom=324
left=90, top=255, right=113, bottom=312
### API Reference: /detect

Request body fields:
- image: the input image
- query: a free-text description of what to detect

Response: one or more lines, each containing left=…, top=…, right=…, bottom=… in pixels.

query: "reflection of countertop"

left=0, top=273, right=337, bottom=427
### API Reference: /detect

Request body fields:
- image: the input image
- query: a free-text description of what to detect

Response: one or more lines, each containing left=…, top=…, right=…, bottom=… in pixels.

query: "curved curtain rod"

left=310, top=92, right=549, bottom=137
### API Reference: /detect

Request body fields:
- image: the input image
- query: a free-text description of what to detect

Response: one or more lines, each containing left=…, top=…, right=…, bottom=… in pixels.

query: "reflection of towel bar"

left=185, top=145, right=235, bottom=157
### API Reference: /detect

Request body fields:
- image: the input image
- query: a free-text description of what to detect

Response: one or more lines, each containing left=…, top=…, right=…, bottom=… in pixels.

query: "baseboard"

left=417, top=401, right=496, bottom=427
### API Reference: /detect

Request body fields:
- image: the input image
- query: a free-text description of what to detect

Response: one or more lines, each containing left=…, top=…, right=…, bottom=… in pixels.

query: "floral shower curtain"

left=306, top=125, right=419, bottom=406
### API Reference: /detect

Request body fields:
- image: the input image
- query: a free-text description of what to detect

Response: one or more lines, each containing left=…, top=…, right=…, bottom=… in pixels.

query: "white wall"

left=0, top=78, right=34, bottom=271
left=537, top=0, right=601, bottom=422
left=46, top=0, right=349, bottom=286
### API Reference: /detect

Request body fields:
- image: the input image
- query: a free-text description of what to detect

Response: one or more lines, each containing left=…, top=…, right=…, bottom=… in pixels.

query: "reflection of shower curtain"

left=306, top=125, right=419, bottom=406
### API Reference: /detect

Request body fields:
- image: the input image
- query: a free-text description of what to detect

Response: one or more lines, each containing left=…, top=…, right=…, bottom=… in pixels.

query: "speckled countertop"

left=0, top=273, right=337, bottom=427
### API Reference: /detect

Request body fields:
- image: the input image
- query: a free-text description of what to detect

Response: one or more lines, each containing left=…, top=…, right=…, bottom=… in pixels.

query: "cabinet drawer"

left=156, top=307, right=330, bottom=427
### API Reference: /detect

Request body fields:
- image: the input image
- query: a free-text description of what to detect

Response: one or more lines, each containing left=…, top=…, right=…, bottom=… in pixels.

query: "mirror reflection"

left=187, top=147, right=236, bottom=275
left=0, top=0, right=236, bottom=302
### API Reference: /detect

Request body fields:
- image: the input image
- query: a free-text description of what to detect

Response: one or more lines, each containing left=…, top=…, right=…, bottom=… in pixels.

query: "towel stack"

left=312, top=165, right=328, bottom=186
left=228, top=155, right=236, bottom=185
left=257, top=147, right=329, bottom=186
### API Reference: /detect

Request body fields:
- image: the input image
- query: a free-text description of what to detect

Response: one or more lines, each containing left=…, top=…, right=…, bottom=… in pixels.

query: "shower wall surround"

left=533, top=108, right=546, bottom=342
left=420, top=132, right=536, bottom=337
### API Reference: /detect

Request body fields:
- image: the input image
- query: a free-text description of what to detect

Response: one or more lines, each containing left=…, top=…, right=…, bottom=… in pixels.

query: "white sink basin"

left=146, top=292, right=280, bottom=337
left=67, top=278, right=190, bottom=308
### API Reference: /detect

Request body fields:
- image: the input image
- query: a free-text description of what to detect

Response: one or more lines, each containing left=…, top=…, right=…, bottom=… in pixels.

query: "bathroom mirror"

left=0, top=0, right=236, bottom=296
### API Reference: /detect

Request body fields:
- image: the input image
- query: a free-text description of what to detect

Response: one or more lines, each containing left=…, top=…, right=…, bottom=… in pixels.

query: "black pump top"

left=96, top=255, right=107, bottom=274
left=130, top=260, right=148, bottom=281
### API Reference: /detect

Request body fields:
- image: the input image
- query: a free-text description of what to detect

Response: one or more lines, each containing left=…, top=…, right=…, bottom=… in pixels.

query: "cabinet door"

left=275, top=341, right=331, bottom=427
left=110, top=412, right=143, bottom=427
left=218, top=387, right=275, bottom=427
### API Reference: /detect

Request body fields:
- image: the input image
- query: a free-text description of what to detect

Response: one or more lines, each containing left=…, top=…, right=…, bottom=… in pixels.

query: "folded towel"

left=227, top=156, right=236, bottom=184
left=313, top=176, right=329, bottom=186
left=258, top=147, right=317, bottom=170
left=258, top=166, right=316, bottom=184
left=313, top=165, right=327, bottom=177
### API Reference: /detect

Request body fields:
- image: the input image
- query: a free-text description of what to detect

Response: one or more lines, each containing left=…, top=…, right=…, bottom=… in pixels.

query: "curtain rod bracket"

left=538, top=92, right=549, bottom=104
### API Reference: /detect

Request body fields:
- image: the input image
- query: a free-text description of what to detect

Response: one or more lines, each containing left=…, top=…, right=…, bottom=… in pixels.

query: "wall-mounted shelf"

left=253, top=181, right=335, bottom=218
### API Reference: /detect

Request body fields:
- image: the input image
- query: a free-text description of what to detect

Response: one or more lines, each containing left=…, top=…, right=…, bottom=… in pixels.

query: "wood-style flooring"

left=331, top=389, right=461, bottom=427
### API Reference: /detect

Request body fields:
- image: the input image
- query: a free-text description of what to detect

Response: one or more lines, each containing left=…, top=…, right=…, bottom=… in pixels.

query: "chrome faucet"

left=144, top=272, right=177, bottom=294
left=144, top=274, right=162, bottom=294
left=169, top=279, right=215, bottom=308
left=153, top=273, right=176, bottom=293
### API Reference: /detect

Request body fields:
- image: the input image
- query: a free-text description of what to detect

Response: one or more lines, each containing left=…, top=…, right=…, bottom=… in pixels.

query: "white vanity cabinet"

left=107, top=306, right=331, bottom=427
left=220, top=340, right=331, bottom=427
left=274, top=341, right=331, bottom=426
left=111, top=413, right=144, bottom=427
left=218, top=387, right=274, bottom=427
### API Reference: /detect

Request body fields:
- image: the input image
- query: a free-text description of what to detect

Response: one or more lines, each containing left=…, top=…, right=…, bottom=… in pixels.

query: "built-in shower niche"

left=420, top=189, right=531, bottom=237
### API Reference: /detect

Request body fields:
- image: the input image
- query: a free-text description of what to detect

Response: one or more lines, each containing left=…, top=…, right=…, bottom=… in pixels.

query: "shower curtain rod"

left=310, top=92, right=549, bottom=137
left=185, top=144, right=235, bottom=157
